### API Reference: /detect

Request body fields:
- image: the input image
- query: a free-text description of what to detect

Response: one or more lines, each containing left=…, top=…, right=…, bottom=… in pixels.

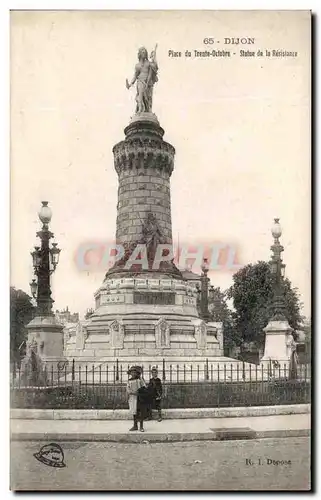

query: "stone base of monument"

left=63, top=276, right=228, bottom=370
left=61, top=275, right=266, bottom=379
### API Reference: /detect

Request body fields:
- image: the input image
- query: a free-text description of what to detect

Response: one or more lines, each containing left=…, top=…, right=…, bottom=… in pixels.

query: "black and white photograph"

left=9, top=9, right=311, bottom=491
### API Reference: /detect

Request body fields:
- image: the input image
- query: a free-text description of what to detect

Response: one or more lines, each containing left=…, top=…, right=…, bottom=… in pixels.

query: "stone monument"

left=64, top=46, right=233, bottom=372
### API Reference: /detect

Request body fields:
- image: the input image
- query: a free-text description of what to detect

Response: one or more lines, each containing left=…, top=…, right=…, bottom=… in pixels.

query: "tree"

left=226, top=261, right=304, bottom=349
left=10, top=287, right=36, bottom=364
left=208, top=287, right=241, bottom=352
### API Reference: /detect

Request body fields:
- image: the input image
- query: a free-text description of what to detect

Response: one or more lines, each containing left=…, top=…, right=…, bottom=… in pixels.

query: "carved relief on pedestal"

left=76, top=322, right=89, bottom=350
left=155, top=318, right=170, bottom=348
left=109, top=319, right=125, bottom=348
left=194, top=320, right=207, bottom=349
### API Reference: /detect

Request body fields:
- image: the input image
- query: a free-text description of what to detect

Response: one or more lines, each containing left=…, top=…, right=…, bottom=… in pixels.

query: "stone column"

left=106, top=113, right=181, bottom=278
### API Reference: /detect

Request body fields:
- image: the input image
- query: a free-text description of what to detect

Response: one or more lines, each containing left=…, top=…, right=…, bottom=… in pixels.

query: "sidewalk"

left=10, top=403, right=310, bottom=420
left=11, top=413, right=310, bottom=443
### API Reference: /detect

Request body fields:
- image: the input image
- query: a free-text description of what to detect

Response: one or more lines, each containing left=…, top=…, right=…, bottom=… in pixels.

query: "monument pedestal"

left=261, top=319, right=294, bottom=366
left=64, top=274, right=223, bottom=365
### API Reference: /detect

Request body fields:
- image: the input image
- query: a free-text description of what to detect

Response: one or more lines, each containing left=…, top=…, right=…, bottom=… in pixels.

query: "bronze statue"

left=126, top=45, right=158, bottom=113
left=141, top=212, right=164, bottom=264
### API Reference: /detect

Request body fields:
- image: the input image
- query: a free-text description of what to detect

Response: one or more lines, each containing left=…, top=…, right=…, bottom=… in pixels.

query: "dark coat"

left=148, top=377, right=163, bottom=399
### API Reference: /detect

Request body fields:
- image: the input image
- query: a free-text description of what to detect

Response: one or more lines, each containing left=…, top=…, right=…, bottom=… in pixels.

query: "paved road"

left=10, top=437, right=310, bottom=491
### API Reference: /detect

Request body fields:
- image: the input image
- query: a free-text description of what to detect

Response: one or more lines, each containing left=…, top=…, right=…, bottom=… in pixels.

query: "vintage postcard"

left=10, top=10, right=311, bottom=491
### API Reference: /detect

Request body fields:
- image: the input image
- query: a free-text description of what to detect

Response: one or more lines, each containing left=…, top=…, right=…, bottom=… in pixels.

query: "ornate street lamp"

left=200, top=258, right=211, bottom=322
left=269, top=218, right=287, bottom=321
left=29, top=201, right=61, bottom=316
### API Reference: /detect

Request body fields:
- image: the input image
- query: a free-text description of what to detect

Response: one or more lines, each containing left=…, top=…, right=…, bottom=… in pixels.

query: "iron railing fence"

left=11, top=359, right=311, bottom=386
left=10, top=360, right=311, bottom=410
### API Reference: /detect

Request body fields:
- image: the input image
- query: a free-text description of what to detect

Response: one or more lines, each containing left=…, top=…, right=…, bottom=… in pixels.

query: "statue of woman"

left=126, top=45, right=158, bottom=113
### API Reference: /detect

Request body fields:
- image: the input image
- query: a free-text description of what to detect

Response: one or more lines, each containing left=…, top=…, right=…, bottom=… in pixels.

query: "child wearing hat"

left=147, top=366, right=163, bottom=421
left=127, top=366, right=146, bottom=432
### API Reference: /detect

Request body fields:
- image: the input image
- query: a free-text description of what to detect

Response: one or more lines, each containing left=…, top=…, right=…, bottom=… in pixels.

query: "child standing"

left=147, top=367, right=163, bottom=422
left=126, top=366, right=146, bottom=432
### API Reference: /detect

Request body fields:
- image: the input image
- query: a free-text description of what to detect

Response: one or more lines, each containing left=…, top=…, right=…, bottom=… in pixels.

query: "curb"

left=10, top=404, right=311, bottom=421
left=10, top=428, right=310, bottom=443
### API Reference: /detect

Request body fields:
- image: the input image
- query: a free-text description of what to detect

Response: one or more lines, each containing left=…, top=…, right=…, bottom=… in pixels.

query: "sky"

left=10, top=10, right=311, bottom=319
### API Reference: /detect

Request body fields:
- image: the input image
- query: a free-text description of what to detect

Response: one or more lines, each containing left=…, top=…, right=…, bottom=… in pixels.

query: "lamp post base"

left=261, top=318, right=293, bottom=363
left=26, top=315, right=64, bottom=361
